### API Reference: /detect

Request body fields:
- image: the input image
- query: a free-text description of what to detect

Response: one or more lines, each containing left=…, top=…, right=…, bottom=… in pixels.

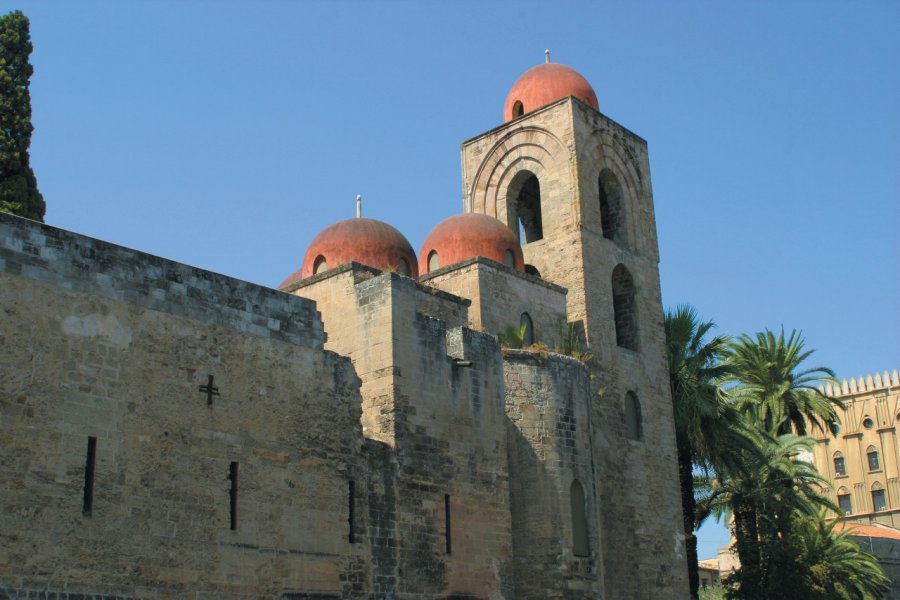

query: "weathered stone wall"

left=503, top=351, right=599, bottom=599
left=0, top=214, right=371, bottom=599
left=421, top=257, right=567, bottom=350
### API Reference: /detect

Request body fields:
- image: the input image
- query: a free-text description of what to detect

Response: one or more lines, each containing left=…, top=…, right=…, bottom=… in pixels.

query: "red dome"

left=419, top=213, right=524, bottom=274
left=280, top=218, right=418, bottom=288
left=503, top=62, right=598, bottom=122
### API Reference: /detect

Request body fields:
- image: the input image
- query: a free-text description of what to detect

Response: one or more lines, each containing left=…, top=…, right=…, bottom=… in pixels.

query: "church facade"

left=0, top=59, right=689, bottom=599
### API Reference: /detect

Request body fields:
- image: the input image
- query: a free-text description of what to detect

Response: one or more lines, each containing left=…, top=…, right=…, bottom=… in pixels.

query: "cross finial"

left=545, top=49, right=550, bottom=63
left=356, top=194, right=362, bottom=218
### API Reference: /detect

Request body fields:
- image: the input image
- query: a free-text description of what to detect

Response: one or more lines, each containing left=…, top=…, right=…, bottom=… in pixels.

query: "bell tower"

left=461, top=57, right=689, bottom=598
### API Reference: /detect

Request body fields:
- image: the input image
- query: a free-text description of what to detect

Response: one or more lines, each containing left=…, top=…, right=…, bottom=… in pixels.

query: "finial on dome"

left=356, top=194, right=362, bottom=218
left=545, top=49, right=550, bottom=63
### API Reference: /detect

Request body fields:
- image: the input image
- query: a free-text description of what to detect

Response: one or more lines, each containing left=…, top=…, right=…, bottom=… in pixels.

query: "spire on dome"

left=545, top=49, right=550, bottom=63
left=356, top=194, right=362, bottom=218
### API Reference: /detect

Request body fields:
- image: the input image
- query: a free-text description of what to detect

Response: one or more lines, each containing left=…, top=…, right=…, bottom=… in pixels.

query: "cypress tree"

left=0, top=10, right=44, bottom=221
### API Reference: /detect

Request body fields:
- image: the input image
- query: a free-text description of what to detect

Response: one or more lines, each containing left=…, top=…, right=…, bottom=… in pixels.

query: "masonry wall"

left=503, top=351, right=599, bottom=599
left=0, top=214, right=371, bottom=599
left=421, top=257, right=567, bottom=350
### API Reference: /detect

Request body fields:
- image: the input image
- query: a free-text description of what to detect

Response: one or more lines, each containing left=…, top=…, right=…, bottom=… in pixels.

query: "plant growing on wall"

left=0, top=10, right=44, bottom=222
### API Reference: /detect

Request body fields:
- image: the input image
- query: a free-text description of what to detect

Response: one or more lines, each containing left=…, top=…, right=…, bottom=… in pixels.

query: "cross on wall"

left=199, top=374, right=220, bottom=406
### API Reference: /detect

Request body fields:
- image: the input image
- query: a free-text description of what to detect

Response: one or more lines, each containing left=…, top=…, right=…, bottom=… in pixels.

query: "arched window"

left=512, top=100, right=524, bottom=118
left=624, top=392, right=642, bottom=441
left=570, top=479, right=590, bottom=557
left=504, top=249, right=515, bottom=268
left=524, top=264, right=541, bottom=278
left=833, top=452, right=846, bottom=477
left=427, top=251, right=440, bottom=273
left=872, top=482, right=887, bottom=512
left=520, top=313, right=534, bottom=346
left=397, top=258, right=410, bottom=276
left=508, top=171, right=543, bottom=243
left=313, top=255, right=328, bottom=275
left=837, top=487, right=852, bottom=515
left=867, top=446, right=880, bottom=471
left=611, top=264, right=638, bottom=350
left=598, top=169, right=625, bottom=243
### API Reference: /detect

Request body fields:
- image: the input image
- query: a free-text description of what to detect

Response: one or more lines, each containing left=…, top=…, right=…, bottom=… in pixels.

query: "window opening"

left=444, top=494, right=452, bottom=554
left=868, top=448, right=880, bottom=471
left=510, top=173, right=542, bottom=243
left=624, top=392, right=642, bottom=441
left=612, top=264, right=638, bottom=350
left=349, top=480, right=356, bottom=544
left=428, top=250, right=440, bottom=273
left=504, top=249, right=515, bottom=268
left=512, top=100, right=524, bottom=118
left=520, top=312, right=534, bottom=346
left=833, top=453, right=846, bottom=477
left=570, top=480, right=590, bottom=557
left=228, top=461, right=238, bottom=530
left=82, top=436, right=97, bottom=517
left=524, top=264, right=541, bottom=277
left=313, top=255, right=328, bottom=275
left=837, top=490, right=852, bottom=515
left=598, top=169, right=625, bottom=243
left=397, top=258, right=409, bottom=276
left=863, top=417, right=874, bottom=429
left=872, top=486, right=887, bottom=512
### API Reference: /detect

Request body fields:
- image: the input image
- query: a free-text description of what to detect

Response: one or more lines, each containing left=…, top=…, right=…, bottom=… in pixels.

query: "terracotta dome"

left=419, top=213, right=524, bottom=275
left=503, top=62, right=598, bottom=122
left=280, top=218, right=418, bottom=288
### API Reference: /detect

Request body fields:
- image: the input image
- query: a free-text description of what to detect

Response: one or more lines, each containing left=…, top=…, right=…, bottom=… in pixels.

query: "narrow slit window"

left=444, top=494, right=452, bottom=554
left=82, top=436, right=97, bottom=517
left=228, top=461, right=238, bottom=531
left=570, top=479, right=590, bottom=557
left=349, top=480, right=356, bottom=544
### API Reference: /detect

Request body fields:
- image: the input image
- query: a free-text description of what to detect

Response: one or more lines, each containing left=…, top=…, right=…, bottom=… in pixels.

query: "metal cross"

left=199, top=374, right=220, bottom=406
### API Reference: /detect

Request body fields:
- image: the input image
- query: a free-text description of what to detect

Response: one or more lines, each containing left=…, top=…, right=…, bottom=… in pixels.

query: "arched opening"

left=427, top=250, right=440, bottom=273
left=837, top=486, right=852, bottom=515
left=598, top=169, right=625, bottom=243
left=612, top=264, right=638, bottom=350
left=863, top=416, right=874, bottom=429
left=867, top=446, right=880, bottom=471
left=624, top=392, right=642, bottom=441
left=833, top=452, right=846, bottom=477
left=520, top=312, right=534, bottom=346
left=397, top=257, right=410, bottom=276
left=313, top=255, right=328, bottom=275
left=570, top=479, right=590, bottom=557
left=872, top=482, right=887, bottom=512
left=504, top=249, right=515, bottom=269
left=512, top=100, right=524, bottom=118
left=507, top=171, right=543, bottom=243
left=524, top=264, right=541, bottom=277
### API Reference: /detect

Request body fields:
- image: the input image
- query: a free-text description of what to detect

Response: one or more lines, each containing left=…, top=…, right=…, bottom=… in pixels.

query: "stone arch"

left=468, top=126, right=572, bottom=229
left=611, top=264, right=638, bottom=351
left=570, top=479, right=590, bottom=557
left=624, top=392, right=642, bottom=441
left=598, top=168, right=625, bottom=244
left=582, top=138, right=644, bottom=250
left=313, top=255, right=328, bottom=275
left=507, top=170, right=543, bottom=243
left=427, top=250, right=440, bottom=273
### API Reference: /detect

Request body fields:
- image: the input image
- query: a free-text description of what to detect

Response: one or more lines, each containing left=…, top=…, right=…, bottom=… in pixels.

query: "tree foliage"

left=0, top=10, right=44, bottom=221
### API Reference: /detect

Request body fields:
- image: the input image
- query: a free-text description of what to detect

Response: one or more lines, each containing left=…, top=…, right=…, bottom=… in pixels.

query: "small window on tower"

left=428, top=250, right=440, bottom=273
left=513, top=100, right=524, bottom=118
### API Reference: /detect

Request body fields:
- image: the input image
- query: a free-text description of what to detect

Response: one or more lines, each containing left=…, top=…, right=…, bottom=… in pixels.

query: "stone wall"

left=0, top=214, right=371, bottom=599
left=421, top=257, right=567, bottom=350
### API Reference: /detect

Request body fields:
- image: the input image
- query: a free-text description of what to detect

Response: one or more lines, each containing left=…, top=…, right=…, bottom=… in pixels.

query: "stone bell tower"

left=461, top=55, right=690, bottom=598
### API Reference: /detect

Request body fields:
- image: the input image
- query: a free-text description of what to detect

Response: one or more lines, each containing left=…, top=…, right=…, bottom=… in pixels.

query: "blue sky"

left=12, top=0, right=899, bottom=559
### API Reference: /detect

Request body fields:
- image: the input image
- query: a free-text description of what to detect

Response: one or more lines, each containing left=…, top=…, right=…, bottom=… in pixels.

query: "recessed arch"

left=313, top=255, right=328, bottom=275
left=570, top=479, right=590, bottom=557
left=427, top=250, right=440, bottom=273
left=598, top=168, right=625, bottom=244
left=512, top=100, right=524, bottom=118
left=624, top=392, right=642, bottom=441
left=612, top=264, right=638, bottom=351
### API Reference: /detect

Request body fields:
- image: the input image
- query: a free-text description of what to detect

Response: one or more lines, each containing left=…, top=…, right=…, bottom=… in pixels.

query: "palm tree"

left=786, top=512, right=890, bottom=599
left=701, top=434, right=837, bottom=599
left=665, top=306, right=751, bottom=599
left=727, top=329, right=840, bottom=436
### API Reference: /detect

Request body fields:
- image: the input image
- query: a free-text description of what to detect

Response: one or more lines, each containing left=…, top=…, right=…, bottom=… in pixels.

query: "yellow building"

left=811, top=370, right=900, bottom=525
